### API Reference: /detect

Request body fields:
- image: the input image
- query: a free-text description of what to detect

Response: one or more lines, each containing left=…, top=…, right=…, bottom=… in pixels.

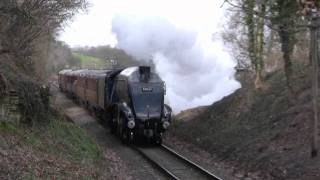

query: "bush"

left=17, top=75, right=49, bottom=125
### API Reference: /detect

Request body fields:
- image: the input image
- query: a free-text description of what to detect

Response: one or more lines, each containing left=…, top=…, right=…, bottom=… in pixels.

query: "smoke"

left=112, top=15, right=240, bottom=113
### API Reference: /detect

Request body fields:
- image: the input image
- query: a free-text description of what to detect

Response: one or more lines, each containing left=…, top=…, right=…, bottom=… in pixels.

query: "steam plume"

left=112, top=15, right=240, bottom=113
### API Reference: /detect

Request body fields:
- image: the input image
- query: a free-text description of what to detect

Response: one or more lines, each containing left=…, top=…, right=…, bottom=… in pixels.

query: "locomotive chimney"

left=139, top=66, right=151, bottom=82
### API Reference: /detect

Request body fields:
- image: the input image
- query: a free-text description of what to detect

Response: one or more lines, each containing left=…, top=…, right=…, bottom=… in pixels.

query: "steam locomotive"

left=58, top=66, right=172, bottom=144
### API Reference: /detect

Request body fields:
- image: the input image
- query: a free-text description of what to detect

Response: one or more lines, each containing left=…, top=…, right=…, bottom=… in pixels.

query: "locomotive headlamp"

left=162, top=104, right=171, bottom=129
left=164, top=111, right=170, bottom=119
left=127, top=120, right=135, bottom=129
left=163, top=105, right=171, bottom=119
left=162, top=121, right=170, bottom=129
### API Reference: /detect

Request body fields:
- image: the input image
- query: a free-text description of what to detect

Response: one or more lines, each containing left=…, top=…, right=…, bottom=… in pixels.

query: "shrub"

left=17, top=75, right=49, bottom=125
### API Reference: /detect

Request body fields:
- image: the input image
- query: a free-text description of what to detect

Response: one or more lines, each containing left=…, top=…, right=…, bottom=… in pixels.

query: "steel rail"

left=133, top=145, right=223, bottom=180
left=132, top=146, right=180, bottom=180
left=161, top=144, right=222, bottom=180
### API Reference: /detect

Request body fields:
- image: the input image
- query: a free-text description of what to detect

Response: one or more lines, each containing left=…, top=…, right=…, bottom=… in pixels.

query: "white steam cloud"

left=112, top=15, right=240, bottom=113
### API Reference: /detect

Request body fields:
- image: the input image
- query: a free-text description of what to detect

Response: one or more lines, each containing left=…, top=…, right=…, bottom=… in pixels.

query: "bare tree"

left=0, top=0, right=88, bottom=73
left=0, top=0, right=88, bottom=124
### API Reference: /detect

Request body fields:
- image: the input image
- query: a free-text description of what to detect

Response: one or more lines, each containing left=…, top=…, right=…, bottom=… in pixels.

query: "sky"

left=59, top=0, right=240, bottom=113
left=59, top=0, right=227, bottom=47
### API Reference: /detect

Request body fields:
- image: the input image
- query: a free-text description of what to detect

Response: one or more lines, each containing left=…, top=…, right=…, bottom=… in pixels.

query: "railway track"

left=133, top=144, right=222, bottom=180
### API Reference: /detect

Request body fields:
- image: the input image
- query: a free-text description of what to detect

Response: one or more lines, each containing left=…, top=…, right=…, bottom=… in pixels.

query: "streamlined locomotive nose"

left=135, top=113, right=161, bottom=121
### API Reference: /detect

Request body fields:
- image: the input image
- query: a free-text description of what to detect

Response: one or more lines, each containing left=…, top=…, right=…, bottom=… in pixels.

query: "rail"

left=133, top=145, right=222, bottom=180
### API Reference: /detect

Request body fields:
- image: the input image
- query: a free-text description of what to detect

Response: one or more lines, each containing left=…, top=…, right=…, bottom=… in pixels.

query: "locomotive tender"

left=58, top=66, right=172, bottom=144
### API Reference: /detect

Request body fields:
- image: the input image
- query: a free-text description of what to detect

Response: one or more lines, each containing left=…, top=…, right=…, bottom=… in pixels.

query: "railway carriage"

left=58, top=66, right=171, bottom=144
left=58, top=69, right=72, bottom=91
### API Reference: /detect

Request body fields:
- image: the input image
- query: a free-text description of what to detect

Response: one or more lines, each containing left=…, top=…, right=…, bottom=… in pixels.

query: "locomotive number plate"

left=142, top=87, right=153, bottom=92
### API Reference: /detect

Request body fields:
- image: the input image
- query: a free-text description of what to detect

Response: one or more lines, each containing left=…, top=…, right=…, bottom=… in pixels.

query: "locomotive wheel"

left=153, top=133, right=162, bottom=145
left=121, top=130, right=129, bottom=144
left=118, top=113, right=133, bottom=144
left=110, top=108, right=118, bottom=134
left=116, top=109, right=125, bottom=138
left=118, top=115, right=129, bottom=143
left=110, top=120, right=117, bottom=134
left=155, top=137, right=162, bottom=145
left=114, top=107, right=132, bottom=144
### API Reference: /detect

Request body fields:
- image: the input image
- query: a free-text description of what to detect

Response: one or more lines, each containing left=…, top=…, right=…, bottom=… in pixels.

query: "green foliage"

left=2, top=117, right=99, bottom=163
left=0, top=61, right=50, bottom=125
left=46, top=41, right=80, bottom=76
left=0, top=121, right=19, bottom=134
left=17, top=75, right=48, bottom=125
left=172, top=118, right=183, bottom=129
left=46, top=120, right=98, bottom=164
left=24, top=132, right=42, bottom=147
left=0, top=117, right=101, bottom=178
left=73, top=53, right=109, bottom=69
left=73, top=46, right=141, bottom=68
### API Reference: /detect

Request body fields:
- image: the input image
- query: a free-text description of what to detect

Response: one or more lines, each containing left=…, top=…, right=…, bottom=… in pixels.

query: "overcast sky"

left=59, top=0, right=240, bottom=113
left=59, top=0, right=227, bottom=47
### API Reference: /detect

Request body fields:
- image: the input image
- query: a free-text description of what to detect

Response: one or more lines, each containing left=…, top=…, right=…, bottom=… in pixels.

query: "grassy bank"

left=73, top=53, right=109, bottom=69
left=0, top=116, right=109, bottom=179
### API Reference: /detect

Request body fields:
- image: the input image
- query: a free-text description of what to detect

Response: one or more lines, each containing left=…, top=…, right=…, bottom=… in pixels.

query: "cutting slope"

left=170, top=64, right=319, bottom=180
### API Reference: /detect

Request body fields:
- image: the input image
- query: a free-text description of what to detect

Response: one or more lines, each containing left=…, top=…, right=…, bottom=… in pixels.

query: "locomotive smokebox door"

left=139, top=66, right=151, bottom=82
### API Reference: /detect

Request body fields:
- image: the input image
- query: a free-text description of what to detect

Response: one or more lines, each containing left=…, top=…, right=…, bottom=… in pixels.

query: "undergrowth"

left=0, top=115, right=101, bottom=179
left=170, top=63, right=318, bottom=179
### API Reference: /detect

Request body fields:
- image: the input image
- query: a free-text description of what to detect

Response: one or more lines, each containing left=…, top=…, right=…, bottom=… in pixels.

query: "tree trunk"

left=283, top=51, right=293, bottom=91
left=311, top=15, right=319, bottom=158
left=279, top=25, right=295, bottom=93
left=245, top=0, right=257, bottom=71
left=255, top=2, right=266, bottom=89
left=273, top=0, right=298, bottom=94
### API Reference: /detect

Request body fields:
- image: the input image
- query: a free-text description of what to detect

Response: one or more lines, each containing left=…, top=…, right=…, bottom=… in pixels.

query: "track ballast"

left=133, top=144, right=222, bottom=180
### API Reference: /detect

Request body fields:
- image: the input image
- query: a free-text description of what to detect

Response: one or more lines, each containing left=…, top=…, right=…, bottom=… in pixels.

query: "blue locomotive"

left=58, top=66, right=172, bottom=144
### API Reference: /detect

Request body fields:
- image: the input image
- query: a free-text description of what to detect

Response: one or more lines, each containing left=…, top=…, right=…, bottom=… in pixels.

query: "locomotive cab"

left=113, top=66, right=171, bottom=143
